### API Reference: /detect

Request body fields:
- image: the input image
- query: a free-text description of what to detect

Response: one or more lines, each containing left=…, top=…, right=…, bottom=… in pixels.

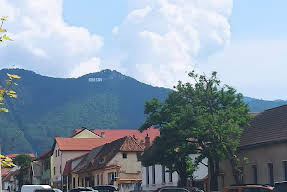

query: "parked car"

left=69, top=187, right=94, bottom=192
left=92, top=185, right=118, bottom=192
left=21, top=185, right=52, bottom=192
left=53, top=189, right=63, bottom=192
left=274, top=181, right=287, bottom=192
left=224, top=184, right=274, bottom=192
left=158, top=188, right=189, bottom=192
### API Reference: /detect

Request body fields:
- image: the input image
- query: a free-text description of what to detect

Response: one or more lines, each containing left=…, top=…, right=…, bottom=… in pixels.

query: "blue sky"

left=0, top=0, right=286, bottom=100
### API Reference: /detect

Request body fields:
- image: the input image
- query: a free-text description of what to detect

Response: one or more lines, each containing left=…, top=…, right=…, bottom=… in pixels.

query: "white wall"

left=141, top=164, right=178, bottom=191
left=141, top=155, right=208, bottom=191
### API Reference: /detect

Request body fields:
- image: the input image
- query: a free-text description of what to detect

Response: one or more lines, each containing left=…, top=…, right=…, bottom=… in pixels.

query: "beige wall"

left=108, top=152, right=142, bottom=174
left=219, top=142, right=287, bottom=191
left=52, top=143, right=88, bottom=184
left=72, top=130, right=100, bottom=138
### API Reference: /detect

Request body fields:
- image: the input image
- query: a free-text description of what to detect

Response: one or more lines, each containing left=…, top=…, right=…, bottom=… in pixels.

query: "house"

left=31, top=149, right=53, bottom=185
left=71, top=136, right=144, bottom=192
left=2, top=167, right=20, bottom=192
left=219, top=105, right=287, bottom=190
left=51, top=137, right=114, bottom=189
left=141, top=155, right=208, bottom=191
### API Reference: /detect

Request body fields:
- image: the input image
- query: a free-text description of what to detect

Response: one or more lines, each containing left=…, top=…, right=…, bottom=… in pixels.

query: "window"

left=108, top=172, right=115, bottom=185
left=54, top=167, right=56, bottom=175
left=283, top=161, right=287, bottom=181
left=81, top=178, right=84, bottom=187
left=100, top=174, right=104, bottom=185
left=169, top=171, right=173, bottom=183
left=162, top=166, right=166, bottom=184
left=268, top=163, right=274, bottom=185
left=252, top=165, right=257, bottom=184
left=146, top=167, right=150, bottom=185
left=97, top=175, right=100, bottom=185
left=55, top=150, right=57, bottom=157
left=152, top=165, right=156, bottom=184
left=73, top=177, right=75, bottom=188
left=122, top=153, right=127, bottom=159
left=60, top=166, right=61, bottom=174
left=78, top=177, right=80, bottom=187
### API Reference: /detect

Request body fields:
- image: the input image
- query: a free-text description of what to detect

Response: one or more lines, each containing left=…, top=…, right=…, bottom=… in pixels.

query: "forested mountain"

left=0, top=69, right=286, bottom=154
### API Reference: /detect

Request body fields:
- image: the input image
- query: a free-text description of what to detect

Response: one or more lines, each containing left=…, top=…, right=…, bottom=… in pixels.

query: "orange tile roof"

left=93, top=126, right=159, bottom=142
left=1, top=168, right=11, bottom=177
left=55, top=137, right=115, bottom=151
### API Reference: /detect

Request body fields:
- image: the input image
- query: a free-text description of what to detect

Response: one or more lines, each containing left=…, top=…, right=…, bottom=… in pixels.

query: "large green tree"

left=13, top=154, right=33, bottom=187
left=141, top=71, right=251, bottom=191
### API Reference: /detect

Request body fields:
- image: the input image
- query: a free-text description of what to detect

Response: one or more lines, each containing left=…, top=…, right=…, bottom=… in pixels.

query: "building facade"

left=141, top=155, right=208, bottom=191
left=219, top=105, right=287, bottom=191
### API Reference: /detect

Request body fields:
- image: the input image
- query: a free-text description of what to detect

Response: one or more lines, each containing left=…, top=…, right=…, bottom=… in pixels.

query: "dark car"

left=274, top=181, right=287, bottom=192
left=92, top=185, right=118, bottom=192
left=158, top=188, right=189, bottom=192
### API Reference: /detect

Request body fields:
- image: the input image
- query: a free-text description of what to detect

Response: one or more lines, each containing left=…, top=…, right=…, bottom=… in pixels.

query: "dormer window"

left=99, top=158, right=105, bottom=164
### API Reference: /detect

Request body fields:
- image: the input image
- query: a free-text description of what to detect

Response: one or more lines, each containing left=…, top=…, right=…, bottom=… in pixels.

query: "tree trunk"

left=209, top=158, right=218, bottom=191
left=229, top=158, right=241, bottom=184
left=178, top=173, right=188, bottom=188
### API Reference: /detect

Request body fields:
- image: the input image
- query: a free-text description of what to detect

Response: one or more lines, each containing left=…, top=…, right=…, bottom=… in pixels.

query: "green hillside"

left=0, top=69, right=286, bottom=155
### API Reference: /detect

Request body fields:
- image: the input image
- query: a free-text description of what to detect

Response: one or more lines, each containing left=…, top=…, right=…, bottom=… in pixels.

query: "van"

left=21, top=185, right=53, bottom=192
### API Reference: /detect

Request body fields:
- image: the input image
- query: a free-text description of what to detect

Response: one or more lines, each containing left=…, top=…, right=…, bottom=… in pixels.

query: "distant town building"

left=88, top=78, right=103, bottom=82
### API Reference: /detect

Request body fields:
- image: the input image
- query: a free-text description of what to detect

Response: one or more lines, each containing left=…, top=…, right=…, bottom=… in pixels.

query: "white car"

left=21, top=185, right=52, bottom=192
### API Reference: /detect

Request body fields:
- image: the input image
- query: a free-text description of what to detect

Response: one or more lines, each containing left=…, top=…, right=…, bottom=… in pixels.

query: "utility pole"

left=0, top=144, right=2, bottom=192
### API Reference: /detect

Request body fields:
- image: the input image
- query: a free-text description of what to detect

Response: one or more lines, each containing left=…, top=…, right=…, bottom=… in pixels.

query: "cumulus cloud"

left=105, top=0, right=233, bottom=87
left=0, top=0, right=233, bottom=86
left=70, top=57, right=101, bottom=78
left=0, top=0, right=103, bottom=77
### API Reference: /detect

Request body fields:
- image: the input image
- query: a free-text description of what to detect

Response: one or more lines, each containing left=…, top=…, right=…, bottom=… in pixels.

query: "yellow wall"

left=72, top=129, right=100, bottom=138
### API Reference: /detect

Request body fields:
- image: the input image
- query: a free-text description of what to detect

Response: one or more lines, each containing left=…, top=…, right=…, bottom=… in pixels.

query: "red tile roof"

left=33, top=149, right=53, bottom=161
left=6, top=153, right=35, bottom=158
left=55, top=137, right=115, bottom=151
left=93, top=126, right=159, bottom=142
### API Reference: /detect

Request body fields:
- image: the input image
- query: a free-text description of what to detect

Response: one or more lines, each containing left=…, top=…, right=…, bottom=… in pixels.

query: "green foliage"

left=141, top=71, right=251, bottom=189
left=13, top=154, right=33, bottom=187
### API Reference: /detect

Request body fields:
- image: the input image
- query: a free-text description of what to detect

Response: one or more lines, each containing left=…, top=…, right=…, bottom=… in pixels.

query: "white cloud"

left=201, top=40, right=287, bottom=100
left=112, top=26, right=119, bottom=36
left=70, top=57, right=101, bottom=78
left=0, top=0, right=103, bottom=77
left=105, top=0, right=233, bottom=88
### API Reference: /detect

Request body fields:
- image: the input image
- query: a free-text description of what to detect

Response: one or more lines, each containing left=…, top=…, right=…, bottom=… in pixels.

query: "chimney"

left=100, top=132, right=105, bottom=138
left=144, top=134, right=151, bottom=149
